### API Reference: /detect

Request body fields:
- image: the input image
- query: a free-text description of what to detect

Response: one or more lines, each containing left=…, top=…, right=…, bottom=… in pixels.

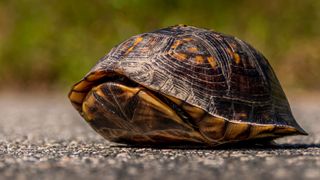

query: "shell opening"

left=68, top=71, right=139, bottom=112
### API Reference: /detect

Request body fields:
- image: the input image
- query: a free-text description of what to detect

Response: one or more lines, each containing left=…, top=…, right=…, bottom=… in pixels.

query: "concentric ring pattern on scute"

left=89, top=25, right=300, bottom=128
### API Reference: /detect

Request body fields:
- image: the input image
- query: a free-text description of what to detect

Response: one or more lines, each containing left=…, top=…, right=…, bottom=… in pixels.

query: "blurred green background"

left=0, top=0, right=319, bottom=92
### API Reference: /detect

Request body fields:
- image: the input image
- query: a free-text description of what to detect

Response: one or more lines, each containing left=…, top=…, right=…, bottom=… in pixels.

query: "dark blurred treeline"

left=0, top=0, right=319, bottom=91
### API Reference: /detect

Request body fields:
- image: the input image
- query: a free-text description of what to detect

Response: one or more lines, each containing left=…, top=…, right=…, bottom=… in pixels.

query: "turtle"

left=68, top=25, right=307, bottom=147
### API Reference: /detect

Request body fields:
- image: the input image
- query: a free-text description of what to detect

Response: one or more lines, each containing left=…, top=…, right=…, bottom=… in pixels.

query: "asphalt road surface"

left=0, top=92, right=319, bottom=180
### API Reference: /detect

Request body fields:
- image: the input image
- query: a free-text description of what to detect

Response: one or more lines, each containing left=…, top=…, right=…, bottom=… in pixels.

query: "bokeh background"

left=1, top=0, right=320, bottom=93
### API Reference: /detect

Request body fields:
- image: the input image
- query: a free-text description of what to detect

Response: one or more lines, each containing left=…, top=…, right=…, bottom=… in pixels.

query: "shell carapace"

left=69, top=25, right=307, bottom=147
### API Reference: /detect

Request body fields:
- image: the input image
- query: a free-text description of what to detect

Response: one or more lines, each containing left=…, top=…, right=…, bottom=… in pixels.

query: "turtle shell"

left=69, top=25, right=307, bottom=146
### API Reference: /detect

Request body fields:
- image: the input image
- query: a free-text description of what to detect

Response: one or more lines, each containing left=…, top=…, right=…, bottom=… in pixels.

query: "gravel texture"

left=0, top=92, right=319, bottom=180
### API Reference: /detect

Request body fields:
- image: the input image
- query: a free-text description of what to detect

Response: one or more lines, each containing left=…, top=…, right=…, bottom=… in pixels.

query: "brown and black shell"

left=69, top=25, right=307, bottom=143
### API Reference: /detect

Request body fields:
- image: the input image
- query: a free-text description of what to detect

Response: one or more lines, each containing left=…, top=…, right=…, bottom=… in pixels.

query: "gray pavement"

left=0, top=92, right=319, bottom=180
